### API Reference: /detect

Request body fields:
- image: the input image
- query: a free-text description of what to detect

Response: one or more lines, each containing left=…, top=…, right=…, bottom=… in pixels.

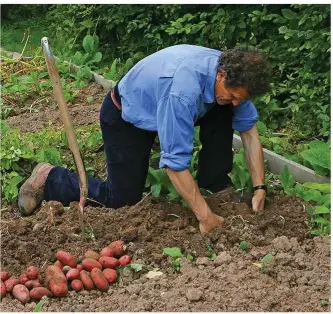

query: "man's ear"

left=217, top=71, right=227, bottom=82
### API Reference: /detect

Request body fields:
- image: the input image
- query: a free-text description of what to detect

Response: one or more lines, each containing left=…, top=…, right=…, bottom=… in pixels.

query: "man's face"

left=215, top=71, right=249, bottom=106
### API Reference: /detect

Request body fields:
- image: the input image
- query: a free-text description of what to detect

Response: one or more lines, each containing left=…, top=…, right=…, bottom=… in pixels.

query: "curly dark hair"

left=217, top=46, right=271, bottom=97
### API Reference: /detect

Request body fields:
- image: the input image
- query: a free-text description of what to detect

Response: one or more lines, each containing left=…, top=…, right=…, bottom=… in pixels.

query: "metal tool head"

left=41, top=37, right=52, bottom=57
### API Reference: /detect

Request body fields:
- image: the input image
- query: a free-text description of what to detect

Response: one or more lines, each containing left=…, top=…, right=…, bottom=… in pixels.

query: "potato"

left=102, top=269, right=118, bottom=284
left=82, top=258, right=102, bottom=271
left=66, top=268, right=80, bottom=281
left=26, top=266, right=39, bottom=280
left=25, top=279, right=41, bottom=290
left=108, top=240, right=125, bottom=257
left=84, top=250, right=100, bottom=261
left=100, top=247, right=114, bottom=257
left=4, top=277, right=20, bottom=292
left=45, top=265, right=68, bottom=297
left=30, top=287, right=51, bottom=300
left=12, top=284, right=30, bottom=304
left=79, top=270, right=94, bottom=290
left=71, top=279, right=83, bottom=292
left=0, top=271, right=9, bottom=282
left=0, top=280, right=6, bottom=299
left=56, top=250, right=77, bottom=268
left=90, top=268, right=109, bottom=292
left=19, top=273, right=29, bottom=284
left=99, top=257, right=119, bottom=269
left=76, top=264, right=83, bottom=271
left=62, top=266, right=72, bottom=274
left=54, top=260, right=64, bottom=269
left=119, top=255, right=132, bottom=266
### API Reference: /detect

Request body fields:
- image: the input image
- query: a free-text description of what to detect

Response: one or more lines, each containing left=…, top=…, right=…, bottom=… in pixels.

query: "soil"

left=1, top=82, right=331, bottom=312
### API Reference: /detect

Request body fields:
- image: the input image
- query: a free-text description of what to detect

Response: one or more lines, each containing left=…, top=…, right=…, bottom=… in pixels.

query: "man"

left=18, top=44, right=270, bottom=235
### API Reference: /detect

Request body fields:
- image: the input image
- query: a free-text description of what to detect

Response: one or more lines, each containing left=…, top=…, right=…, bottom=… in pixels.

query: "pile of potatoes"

left=1, top=240, right=132, bottom=304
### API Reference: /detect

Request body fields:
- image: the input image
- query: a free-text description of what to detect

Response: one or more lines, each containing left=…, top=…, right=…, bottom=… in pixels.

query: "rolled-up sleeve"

left=232, top=100, right=259, bottom=132
left=157, top=94, right=197, bottom=171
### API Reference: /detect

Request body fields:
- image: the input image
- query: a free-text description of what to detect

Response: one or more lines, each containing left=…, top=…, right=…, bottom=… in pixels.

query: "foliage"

left=239, top=241, right=248, bottom=250
left=163, top=247, right=183, bottom=272
left=1, top=122, right=103, bottom=202
left=279, top=166, right=330, bottom=236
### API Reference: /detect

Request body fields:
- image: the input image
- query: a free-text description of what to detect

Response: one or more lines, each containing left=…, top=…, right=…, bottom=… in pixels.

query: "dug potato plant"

left=0, top=4, right=330, bottom=312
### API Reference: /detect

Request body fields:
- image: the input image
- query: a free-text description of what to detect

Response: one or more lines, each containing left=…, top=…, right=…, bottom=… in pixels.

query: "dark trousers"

left=44, top=88, right=234, bottom=208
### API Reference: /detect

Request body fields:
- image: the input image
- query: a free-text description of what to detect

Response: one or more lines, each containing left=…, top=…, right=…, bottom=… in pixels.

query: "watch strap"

left=253, top=185, right=267, bottom=192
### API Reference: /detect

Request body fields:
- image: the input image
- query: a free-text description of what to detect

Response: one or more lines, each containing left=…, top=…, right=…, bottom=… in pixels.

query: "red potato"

left=45, top=265, right=68, bottom=297
left=82, top=258, right=102, bottom=271
left=4, top=277, right=20, bottom=292
left=0, top=280, right=6, bottom=299
left=30, top=287, right=51, bottom=300
left=108, top=240, right=126, bottom=257
left=54, top=260, right=64, bottom=269
left=76, top=264, right=83, bottom=271
left=99, top=257, right=119, bottom=269
left=71, top=279, right=83, bottom=292
left=1, top=271, right=9, bottom=282
left=79, top=270, right=94, bottom=290
left=66, top=268, right=80, bottom=281
left=56, top=250, right=77, bottom=268
left=102, top=269, right=118, bottom=284
left=25, top=280, right=41, bottom=290
left=84, top=250, right=100, bottom=261
left=20, top=273, right=29, bottom=284
left=100, top=247, right=114, bottom=257
left=12, top=284, right=30, bottom=304
left=26, top=266, right=39, bottom=280
left=119, top=255, right=132, bottom=266
left=62, top=266, right=72, bottom=274
left=90, top=268, right=109, bottom=292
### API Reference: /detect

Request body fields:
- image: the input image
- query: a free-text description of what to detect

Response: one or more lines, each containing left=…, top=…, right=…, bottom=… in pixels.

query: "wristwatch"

left=253, top=185, right=267, bottom=192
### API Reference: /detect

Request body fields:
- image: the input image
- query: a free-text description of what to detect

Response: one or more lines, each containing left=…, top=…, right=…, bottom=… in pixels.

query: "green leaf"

left=303, top=182, right=331, bottom=194
left=278, top=26, right=289, bottom=34
left=313, top=205, right=330, bottom=215
left=281, top=8, right=296, bottom=20
left=81, top=19, right=94, bottom=29
left=151, top=183, right=161, bottom=197
left=163, top=247, right=184, bottom=258
left=87, top=96, right=94, bottom=104
left=239, top=241, right=248, bottom=250
left=33, top=300, right=45, bottom=312
left=208, top=253, right=217, bottom=261
left=313, top=216, right=329, bottom=224
left=90, top=52, right=102, bottom=63
left=261, top=253, right=273, bottom=263
left=186, top=254, right=194, bottom=261
left=82, top=35, right=95, bottom=54
left=280, top=166, right=295, bottom=195
left=128, top=263, right=143, bottom=272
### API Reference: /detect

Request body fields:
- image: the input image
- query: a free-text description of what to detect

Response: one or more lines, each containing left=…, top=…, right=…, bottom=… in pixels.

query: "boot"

left=18, top=163, right=54, bottom=216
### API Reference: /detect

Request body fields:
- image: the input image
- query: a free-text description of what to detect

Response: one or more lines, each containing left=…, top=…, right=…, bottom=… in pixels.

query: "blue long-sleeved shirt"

left=118, top=44, right=258, bottom=171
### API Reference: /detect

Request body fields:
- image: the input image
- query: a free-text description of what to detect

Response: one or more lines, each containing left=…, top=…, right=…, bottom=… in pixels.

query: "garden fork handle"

left=41, top=37, right=87, bottom=232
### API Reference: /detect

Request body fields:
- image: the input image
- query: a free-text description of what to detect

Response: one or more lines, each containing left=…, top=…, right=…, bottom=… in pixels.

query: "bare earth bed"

left=1, top=82, right=330, bottom=312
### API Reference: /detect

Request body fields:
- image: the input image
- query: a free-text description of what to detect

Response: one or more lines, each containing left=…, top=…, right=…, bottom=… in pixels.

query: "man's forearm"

left=165, top=167, right=212, bottom=222
left=240, top=125, right=265, bottom=186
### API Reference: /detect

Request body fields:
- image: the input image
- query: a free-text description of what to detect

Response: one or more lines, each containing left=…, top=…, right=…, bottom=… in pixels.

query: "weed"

left=239, top=241, right=248, bottom=250
left=163, top=247, right=183, bottom=272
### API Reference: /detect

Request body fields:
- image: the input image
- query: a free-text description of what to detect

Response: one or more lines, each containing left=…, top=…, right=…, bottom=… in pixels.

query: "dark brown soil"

left=0, top=190, right=330, bottom=312
left=1, top=82, right=330, bottom=312
left=5, top=82, right=105, bottom=133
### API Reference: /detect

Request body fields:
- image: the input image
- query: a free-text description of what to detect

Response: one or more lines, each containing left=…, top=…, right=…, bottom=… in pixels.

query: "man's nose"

left=232, top=99, right=241, bottom=106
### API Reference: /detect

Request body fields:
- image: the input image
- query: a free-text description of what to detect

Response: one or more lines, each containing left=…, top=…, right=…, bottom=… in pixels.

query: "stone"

left=186, top=288, right=204, bottom=301
left=214, top=252, right=232, bottom=266
left=272, top=236, right=292, bottom=252
left=195, top=257, right=211, bottom=266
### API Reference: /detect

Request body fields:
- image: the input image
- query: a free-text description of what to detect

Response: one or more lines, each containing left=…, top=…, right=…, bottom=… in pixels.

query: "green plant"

left=239, top=241, right=248, bottom=250
left=230, top=149, right=252, bottom=193
left=279, top=166, right=330, bottom=236
left=33, top=300, right=45, bottom=312
left=163, top=247, right=184, bottom=272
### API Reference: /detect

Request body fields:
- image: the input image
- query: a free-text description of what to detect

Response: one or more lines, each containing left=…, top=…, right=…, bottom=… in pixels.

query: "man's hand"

left=252, top=189, right=266, bottom=212
left=199, top=212, right=225, bottom=235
